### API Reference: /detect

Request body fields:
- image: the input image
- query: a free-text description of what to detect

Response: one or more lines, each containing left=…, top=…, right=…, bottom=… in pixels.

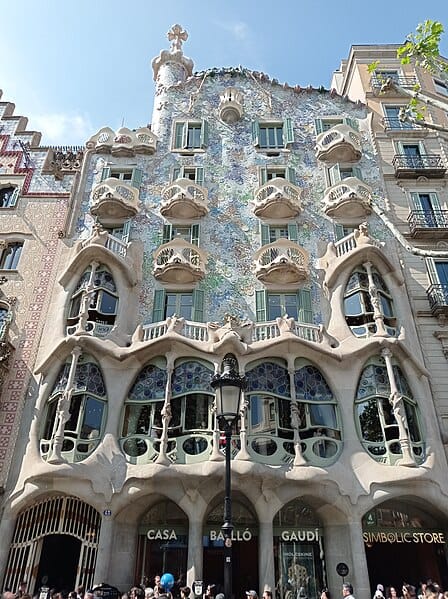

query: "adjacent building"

left=1, top=28, right=448, bottom=599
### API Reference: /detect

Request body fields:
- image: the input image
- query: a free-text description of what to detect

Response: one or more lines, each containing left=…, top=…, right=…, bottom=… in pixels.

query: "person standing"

left=342, top=583, right=355, bottom=599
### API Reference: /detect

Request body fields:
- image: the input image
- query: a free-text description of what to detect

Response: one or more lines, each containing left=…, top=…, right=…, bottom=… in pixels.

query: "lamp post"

left=211, top=353, right=246, bottom=599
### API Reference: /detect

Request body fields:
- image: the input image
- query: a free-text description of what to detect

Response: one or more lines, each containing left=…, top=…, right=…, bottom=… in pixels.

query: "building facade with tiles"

left=1, top=28, right=448, bottom=599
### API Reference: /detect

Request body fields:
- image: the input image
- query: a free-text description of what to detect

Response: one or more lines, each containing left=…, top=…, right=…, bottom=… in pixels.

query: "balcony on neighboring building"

left=382, top=117, right=421, bottom=132
left=392, top=154, right=446, bottom=178
left=315, top=123, right=362, bottom=163
left=322, top=177, right=372, bottom=219
left=90, top=178, right=140, bottom=224
left=153, top=238, right=206, bottom=284
left=427, top=284, right=448, bottom=316
left=161, top=178, right=209, bottom=219
left=253, top=178, right=302, bottom=219
left=408, top=209, right=448, bottom=238
left=370, top=74, right=418, bottom=94
left=254, top=239, right=308, bottom=285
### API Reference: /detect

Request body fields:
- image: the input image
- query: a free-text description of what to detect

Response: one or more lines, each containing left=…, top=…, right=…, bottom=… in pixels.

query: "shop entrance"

left=363, top=501, right=448, bottom=593
left=203, top=495, right=259, bottom=597
left=35, top=535, right=81, bottom=594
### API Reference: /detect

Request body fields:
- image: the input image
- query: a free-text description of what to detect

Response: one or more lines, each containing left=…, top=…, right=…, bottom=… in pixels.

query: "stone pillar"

left=108, top=521, right=137, bottom=591
left=323, top=522, right=352, bottom=596
left=0, top=511, right=16, bottom=587
left=347, top=520, right=370, bottom=599
left=186, top=520, right=203, bottom=589
left=258, top=520, right=275, bottom=593
left=94, top=515, right=114, bottom=585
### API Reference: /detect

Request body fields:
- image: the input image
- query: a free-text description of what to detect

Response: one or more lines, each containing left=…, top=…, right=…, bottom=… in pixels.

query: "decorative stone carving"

left=152, top=24, right=194, bottom=82
left=253, top=178, right=302, bottom=219
left=219, top=87, right=244, bottom=123
left=207, top=315, right=254, bottom=345
left=315, top=123, right=362, bottom=163
left=86, top=126, right=157, bottom=156
left=153, top=238, right=207, bottom=284
left=161, top=178, right=209, bottom=219
left=43, top=147, right=84, bottom=180
left=254, top=239, right=309, bottom=284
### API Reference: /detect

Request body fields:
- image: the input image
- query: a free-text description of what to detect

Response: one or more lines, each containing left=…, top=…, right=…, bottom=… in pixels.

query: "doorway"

left=35, top=535, right=81, bottom=594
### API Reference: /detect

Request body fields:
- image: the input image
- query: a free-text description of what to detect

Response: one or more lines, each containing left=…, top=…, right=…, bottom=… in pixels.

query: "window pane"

left=184, top=394, right=211, bottom=430
left=344, top=292, right=363, bottom=316
left=267, top=295, right=281, bottom=320
left=404, top=401, right=421, bottom=442
left=278, top=398, right=292, bottom=430
left=259, top=128, right=267, bottom=148
left=99, top=291, right=118, bottom=314
left=80, top=397, right=104, bottom=439
left=43, top=400, right=58, bottom=439
left=122, top=403, right=152, bottom=436
left=65, top=396, right=82, bottom=433
left=250, top=395, right=275, bottom=433
left=357, top=399, right=383, bottom=442
left=284, top=295, right=299, bottom=320
left=309, top=403, right=337, bottom=428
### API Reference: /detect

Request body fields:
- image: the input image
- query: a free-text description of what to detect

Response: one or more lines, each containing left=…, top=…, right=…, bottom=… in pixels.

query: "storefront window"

left=274, top=499, right=326, bottom=599
left=136, top=501, right=188, bottom=588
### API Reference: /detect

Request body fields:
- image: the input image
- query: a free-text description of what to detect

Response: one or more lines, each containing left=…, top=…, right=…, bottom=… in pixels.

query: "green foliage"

left=367, top=61, right=380, bottom=74
left=397, top=20, right=448, bottom=76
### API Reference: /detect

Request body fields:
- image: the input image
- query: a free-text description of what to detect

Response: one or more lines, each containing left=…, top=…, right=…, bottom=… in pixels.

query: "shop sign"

left=209, top=529, right=252, bottom=541
left=281, top=529, right=320, bottom=542
left=363, top=530, right=446, bottom=544
left=147, top=528, right=178, bottom=540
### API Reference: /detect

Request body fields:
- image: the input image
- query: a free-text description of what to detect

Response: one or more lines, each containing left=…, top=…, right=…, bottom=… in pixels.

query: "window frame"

left=252, top=118, right=294, bottom=152
left=172, top=166, right=205, bottom=185
left=100, top=166, right=143, bottom=188
left=152, top=288, right=204, bottom=323
left=258, top=165, right=296, bottom=186
left=433, top=78, right=448, bottom=97
left=171, top=120, right=208, bottom=153
left=0, top=241, right=23, bottom=270
left=0, top=185, right=20, bottom=209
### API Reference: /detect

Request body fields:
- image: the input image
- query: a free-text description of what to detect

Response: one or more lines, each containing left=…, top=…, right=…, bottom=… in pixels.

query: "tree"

left=368, top=20, right=448, bottom=133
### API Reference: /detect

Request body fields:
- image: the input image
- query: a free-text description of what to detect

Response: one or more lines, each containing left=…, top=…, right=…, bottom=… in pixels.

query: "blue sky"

left=1, top=0, right=448, bottom=146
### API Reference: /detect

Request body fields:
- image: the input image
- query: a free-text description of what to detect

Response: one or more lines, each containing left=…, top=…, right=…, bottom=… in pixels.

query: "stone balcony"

left=219, top=87, right=244, bottom=123
left=253, top=177, right=302, bottom=219
left=427, top=284, right=448, bottom=317
left=90, top=178, right=140, bottom=224
left=315, top=123, right=362, bottom=163
left=86, top=126, right=158, bottom=156
left=254, top=239, right=308, bottom=285
left=322, top=177, right=372, bottom=219
left=161, top=178, right=209, bottom=219
left=153, top=238, right=207, bottom=284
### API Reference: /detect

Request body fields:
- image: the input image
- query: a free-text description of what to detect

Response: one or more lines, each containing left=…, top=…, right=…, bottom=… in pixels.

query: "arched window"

left=120, top=359, right=214, bottom=464
left=40, top=355, right=107, bottom=462
left=294, top=361, right=342, bottom=463
left=355, top=357, right=424, bottom=464
left=121, top=360, right=167, bottom=462
left=344, top=265, right=396, bottom=337
left=67, top=265, right=118, bottom=336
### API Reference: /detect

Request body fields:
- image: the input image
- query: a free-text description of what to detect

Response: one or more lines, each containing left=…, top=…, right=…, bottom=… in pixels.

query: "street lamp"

left=211, top=353, right=246, bottom=599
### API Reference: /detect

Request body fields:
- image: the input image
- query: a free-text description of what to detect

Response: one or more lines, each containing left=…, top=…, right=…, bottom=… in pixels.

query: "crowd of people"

left=3, top=579, right=448, bottom=599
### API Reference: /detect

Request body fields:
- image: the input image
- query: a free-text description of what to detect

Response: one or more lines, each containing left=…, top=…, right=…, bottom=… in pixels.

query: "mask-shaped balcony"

left=161, top=178, right=209, bottom=219
left=153, top=238, right=207, bottom=284
left=219, top=87, right=244, bottom=123
left=253, top=178, right=302, bottom=219
left=86, top=126, right=158, bottom=156
left=322, top=177, right=372, bottom=219
left=315, top=123, right=362, bottom=163
left=90, top=178, right=140, bottom=224
left=254, top=239, right=309, bottom=285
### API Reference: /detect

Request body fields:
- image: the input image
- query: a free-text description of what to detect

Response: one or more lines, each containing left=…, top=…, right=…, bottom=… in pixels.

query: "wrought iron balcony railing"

left=392, top=154, right=446, bottom=177
left=371, top=75, right=418, bottom=92
left=382, top=117, right=418, bottom=131
left=427, top=284, right=448, bottom=315
left=408, top=209, right=448, bottom=233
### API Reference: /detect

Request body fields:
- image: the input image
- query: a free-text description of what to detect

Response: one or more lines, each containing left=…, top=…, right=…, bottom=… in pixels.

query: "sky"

left=1, top=0, right=448, bottom=147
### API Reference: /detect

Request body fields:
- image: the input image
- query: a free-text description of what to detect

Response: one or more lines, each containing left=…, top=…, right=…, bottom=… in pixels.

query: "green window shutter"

left=352, top=166, right=362, bottom=180
left=9, top=187, right=20, bottom=207
left=131, top=168, right=143, bottom=189
left=426, top=258, right=439, bottom=285
left=195, top=167, right=204, bottom=186
left=172, top=166, right=183, bottom=181
left=430, top=192, right=441, bottom=210
left=283, top=117, right=294, bottom=146
left=259, top=167, right=268, bottom=185
left=314, top=119, right=324, bottom=135
left=334, top=224, right=346, bottom=241
left=287, top=223, right=298, bottom=243
left=192, top=289, right=205, bottom=322
left=255, top=290, right=267, bottom=322
left=260, top=224, right=270, bottom=246
left=410, top=192, right=422, bottom=210
left=343, top=117, right=358, bottom=130
left=174, top=122, right=185, bottom=149
left=122, top=219, right=132, bottom=243
left=200, top=120, right=209, bottom=148
left=297, top=288, right=313, bottom=323
left=101, top=167, right=111, bottom=181
left=191, top=224, right=200, bottom=246
left=162, top=225, right=172, bottom=244
left=252, top=121, right=260, bottom=146
left=152, top=289, right=166, bottom=322
left=328, top=164, right=341, bottom=186
left=286, top=167, right=296, bottom=185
